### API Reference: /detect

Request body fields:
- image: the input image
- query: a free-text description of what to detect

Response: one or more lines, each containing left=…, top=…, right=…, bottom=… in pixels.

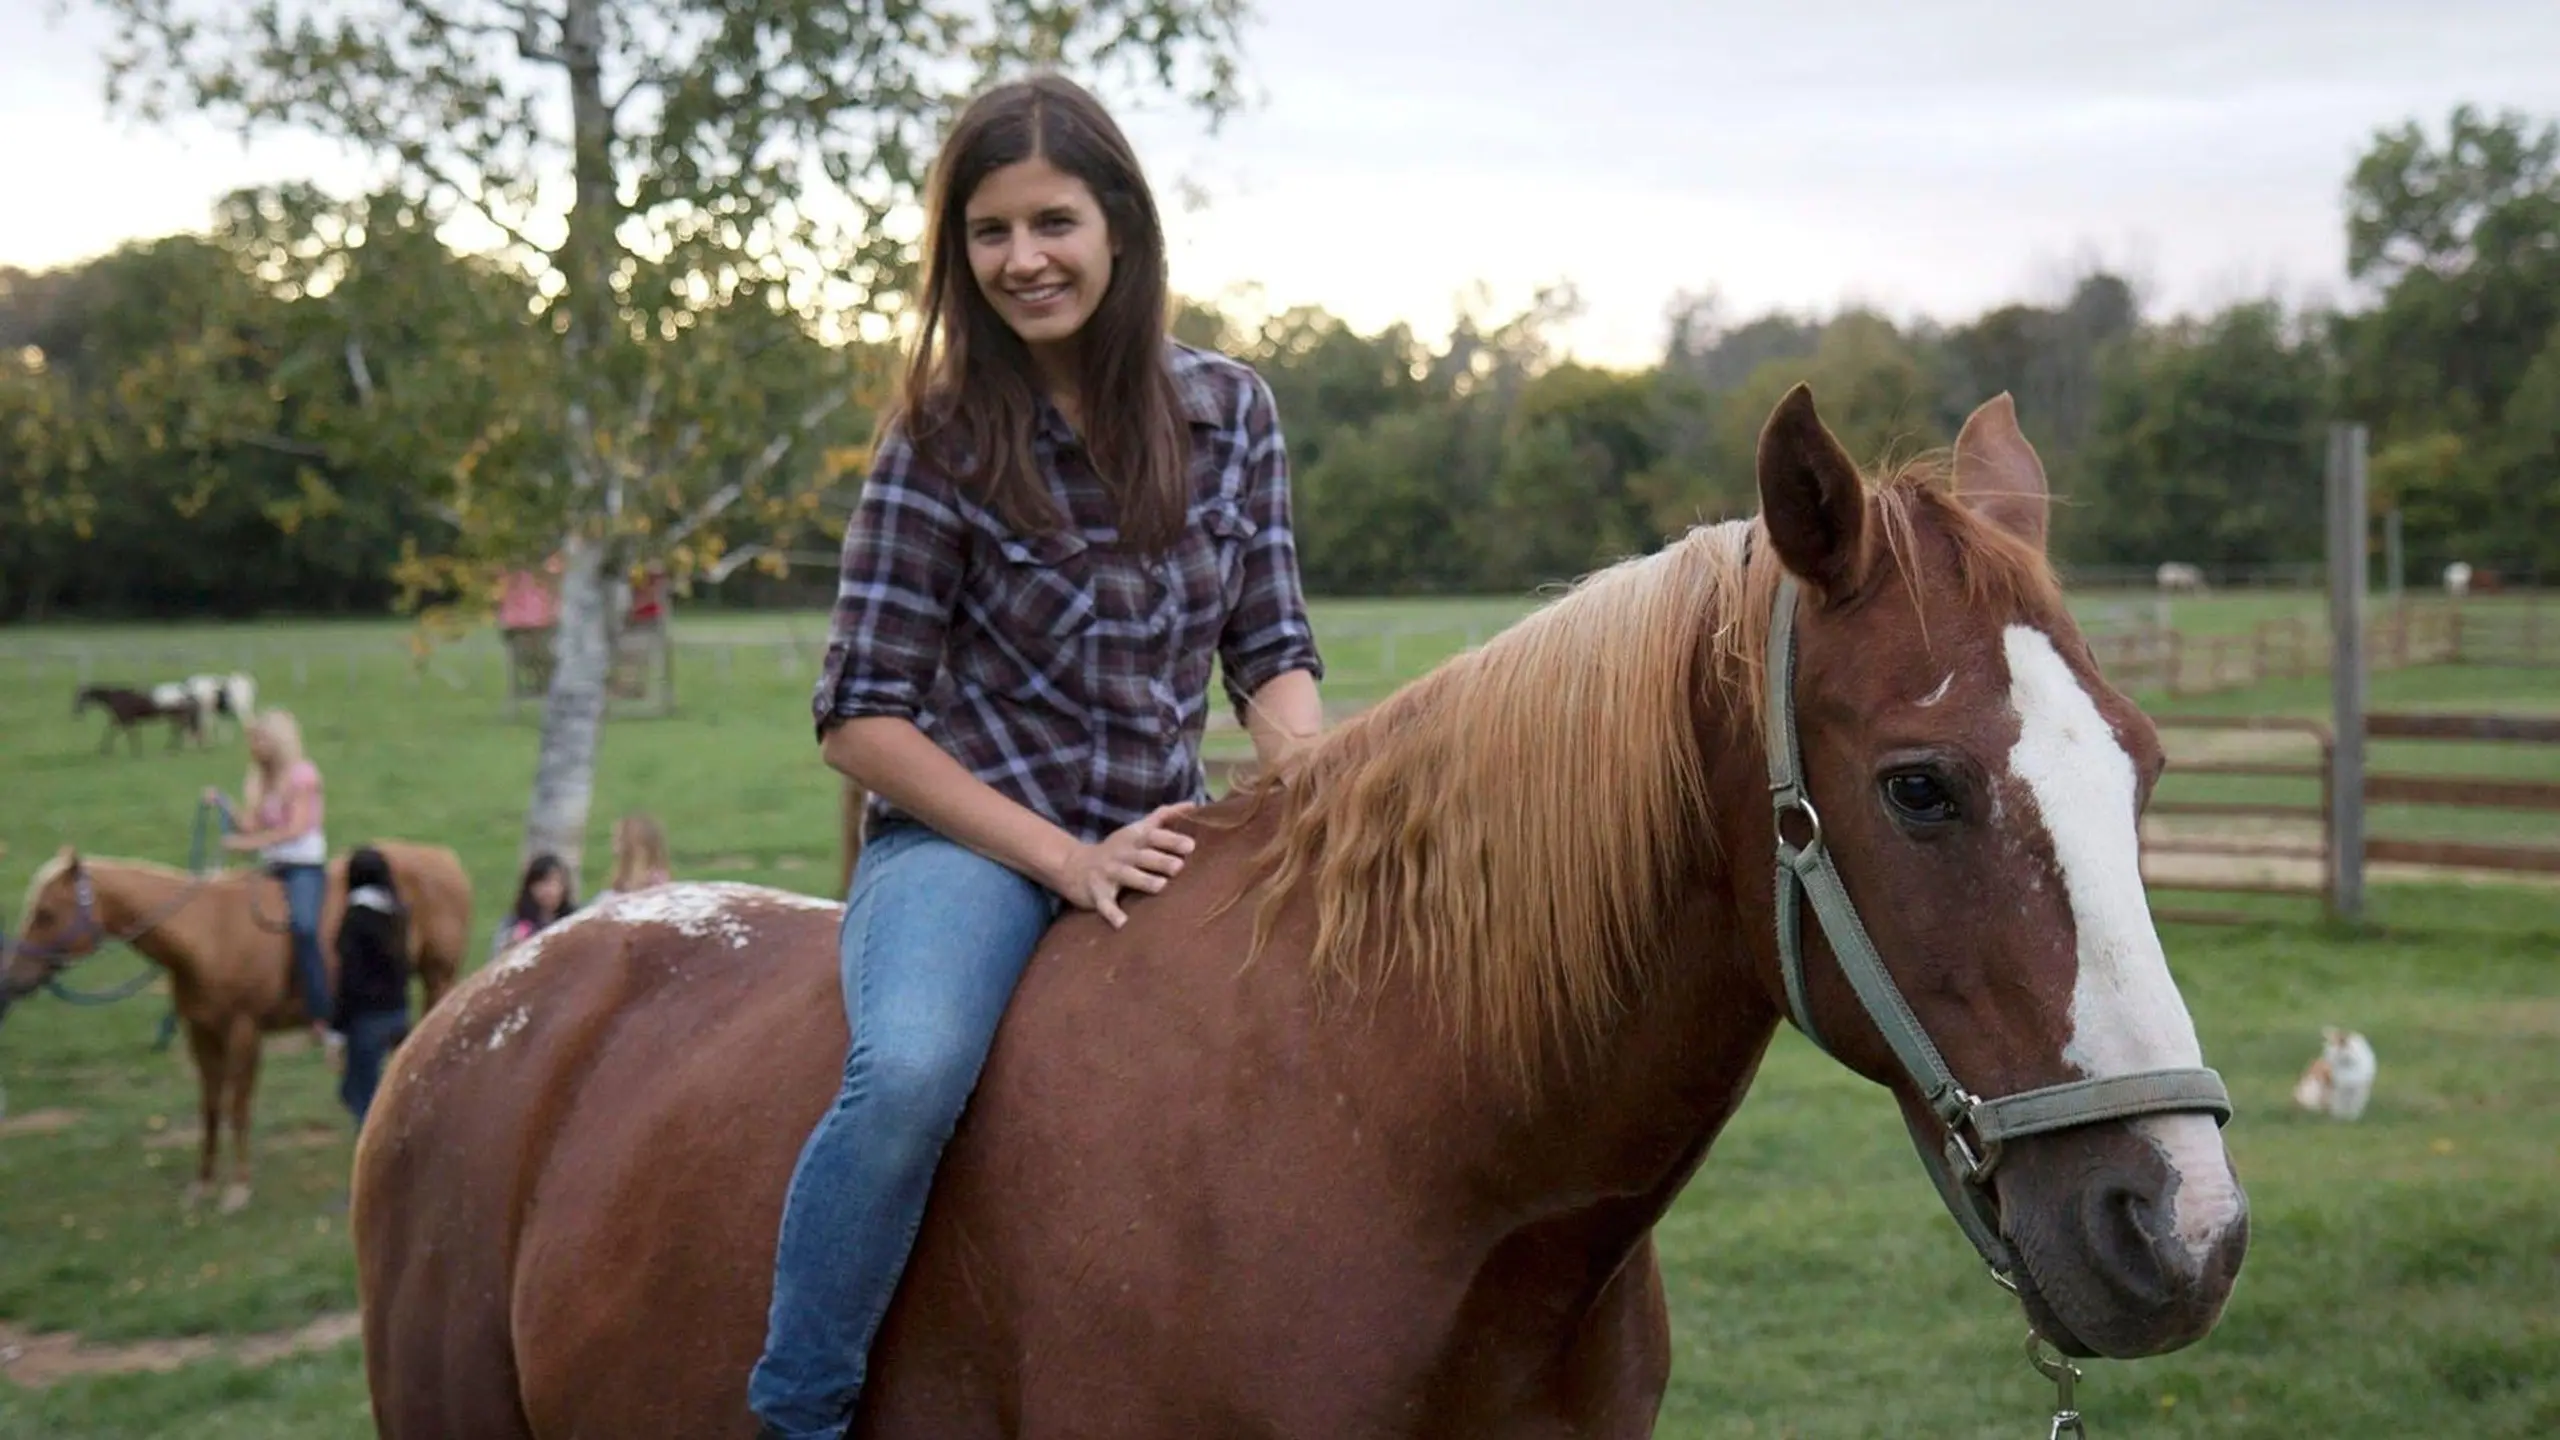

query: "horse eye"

left=1881, top=771, right=1960, bottom=825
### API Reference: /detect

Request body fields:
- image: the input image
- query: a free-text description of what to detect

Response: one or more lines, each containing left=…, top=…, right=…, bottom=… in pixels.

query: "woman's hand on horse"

left=1055, top=804, right=1197, bottom=929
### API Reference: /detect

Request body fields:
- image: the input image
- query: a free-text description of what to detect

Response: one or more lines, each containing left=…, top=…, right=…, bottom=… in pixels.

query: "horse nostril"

left=2082, top=1180, right=2177, bottom=1296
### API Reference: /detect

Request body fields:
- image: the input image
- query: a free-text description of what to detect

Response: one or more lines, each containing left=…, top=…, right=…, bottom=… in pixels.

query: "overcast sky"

left=6, top=0, right=2557, bottom=367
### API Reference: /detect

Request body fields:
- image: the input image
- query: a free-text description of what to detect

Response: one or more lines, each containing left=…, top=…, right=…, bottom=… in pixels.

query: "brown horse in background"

left=74, top=684, right=204, bottom=755
left=2, top=841, right=471, bottom=1210
left=352, top=389, right=2246, bottom=1438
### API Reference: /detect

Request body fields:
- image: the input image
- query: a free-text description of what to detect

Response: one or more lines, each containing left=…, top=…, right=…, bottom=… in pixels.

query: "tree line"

left=3, top=0, right=2555, bottom=889
left=11, top=102, right=2554, bottom=626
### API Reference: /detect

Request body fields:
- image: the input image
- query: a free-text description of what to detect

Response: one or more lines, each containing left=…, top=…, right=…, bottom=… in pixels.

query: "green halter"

left=1762, top=574, right=2234, bottom=1290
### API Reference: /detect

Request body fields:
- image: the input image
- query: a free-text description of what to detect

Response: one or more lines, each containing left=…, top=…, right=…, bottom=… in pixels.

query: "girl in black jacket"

left=332, top=845, right=410, bottom=1126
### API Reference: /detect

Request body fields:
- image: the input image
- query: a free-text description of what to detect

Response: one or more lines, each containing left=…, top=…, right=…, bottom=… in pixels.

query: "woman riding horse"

left=750, top=73, right=1327, bottom=1440
left=350, top=386, right=2248, bottom=1439
left=205, top=709, right=334, bottom=1044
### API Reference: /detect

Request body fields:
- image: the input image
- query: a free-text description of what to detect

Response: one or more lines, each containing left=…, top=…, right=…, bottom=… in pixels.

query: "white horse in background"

left=182, top=672, right=259, bottom=740
left=2156, top=561, right=2209, bottom=594
left=2443, top=562, right=2473, bottom=599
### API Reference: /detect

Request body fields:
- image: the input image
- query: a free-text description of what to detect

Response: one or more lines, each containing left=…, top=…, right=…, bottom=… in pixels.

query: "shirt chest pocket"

left=1189, top=500, right=1259, bottom=619
left=973, top=528, right=1099, bottom=698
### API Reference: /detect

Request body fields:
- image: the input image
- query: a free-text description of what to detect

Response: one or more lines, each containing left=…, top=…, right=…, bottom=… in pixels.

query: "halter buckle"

left=1771, top=785, right=1823, bottom=857
left=1943, top=1091, right=2003, bottom=1183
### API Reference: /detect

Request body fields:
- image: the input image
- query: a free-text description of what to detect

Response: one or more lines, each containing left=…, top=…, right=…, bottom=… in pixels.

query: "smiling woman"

left=746, top=71, right=1329, bottom=1440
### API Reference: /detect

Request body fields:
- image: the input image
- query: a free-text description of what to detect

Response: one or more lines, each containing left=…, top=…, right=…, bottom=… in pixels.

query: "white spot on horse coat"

left=601, top=881, right=839, bottom=950
left=2002, top=626, right=2242, bottom=1268
left=1916, top=672, right=1954, bottom=708
left=442, top=883, right=841, bottom=1075
left=487, top=1006, right=529, bottom=1050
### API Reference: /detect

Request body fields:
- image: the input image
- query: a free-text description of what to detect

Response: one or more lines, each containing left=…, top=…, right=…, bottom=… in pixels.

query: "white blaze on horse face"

left=2001, top=626, right=2244, bottom=1268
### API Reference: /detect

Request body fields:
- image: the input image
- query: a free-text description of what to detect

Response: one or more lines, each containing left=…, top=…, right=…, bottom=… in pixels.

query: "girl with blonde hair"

left=204, top=709, right=333, bottom=1041
left=596, top=812, right=673, bottom=902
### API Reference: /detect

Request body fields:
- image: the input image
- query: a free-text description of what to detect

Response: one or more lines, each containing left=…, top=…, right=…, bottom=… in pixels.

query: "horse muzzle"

left=1996, top=1116, right=2250, bottom=1359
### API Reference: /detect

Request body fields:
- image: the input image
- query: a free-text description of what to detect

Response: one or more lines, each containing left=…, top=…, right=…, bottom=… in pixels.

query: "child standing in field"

left=592, top=812, right=674, bottom=904
left=331, top=845, right=410, bottom=1126
left=490, top=852, right=578, bottom=961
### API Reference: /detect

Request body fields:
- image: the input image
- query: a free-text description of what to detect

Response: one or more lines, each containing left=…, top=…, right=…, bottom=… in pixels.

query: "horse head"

left=1, top=847, right=104, bottom=1026
left=1750, top=385, right=2247, bottom=1360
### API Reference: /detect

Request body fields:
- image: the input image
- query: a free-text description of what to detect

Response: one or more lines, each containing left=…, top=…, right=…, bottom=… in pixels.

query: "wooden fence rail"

left=2083, top=592, right=2554, bottom=699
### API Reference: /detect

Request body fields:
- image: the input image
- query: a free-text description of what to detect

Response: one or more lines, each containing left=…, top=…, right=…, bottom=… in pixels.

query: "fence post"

left=2384, top=506, right=2404, bottom=606
left=2325, top=423, right=2369, bottom=921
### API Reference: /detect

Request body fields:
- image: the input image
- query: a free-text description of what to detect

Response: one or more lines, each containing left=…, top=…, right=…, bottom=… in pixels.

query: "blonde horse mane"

left=17, top=852, right=201, bottom=913
left=8, top=851, right=200, bottom=963
left=13, top=852, right=78, bottom=945
left=1237, top=458, right=2060, bottom=1086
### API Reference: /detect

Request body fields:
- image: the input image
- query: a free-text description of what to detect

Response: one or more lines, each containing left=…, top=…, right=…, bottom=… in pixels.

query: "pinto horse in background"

left=183, top=671, right=260, bottom=740
left=1, top=842, right=472, bottom=1211
left=351, top=388, right=2247, bottom=1439
left=74, top=684, right=203, bottom=755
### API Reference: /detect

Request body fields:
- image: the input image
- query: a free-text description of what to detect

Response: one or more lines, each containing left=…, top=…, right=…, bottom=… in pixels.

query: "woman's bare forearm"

left=822, top=717, right=1082, bottom=894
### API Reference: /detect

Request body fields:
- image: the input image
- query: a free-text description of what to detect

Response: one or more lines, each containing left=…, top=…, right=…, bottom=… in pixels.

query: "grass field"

left=4, top=592, right=2557, bottom=1437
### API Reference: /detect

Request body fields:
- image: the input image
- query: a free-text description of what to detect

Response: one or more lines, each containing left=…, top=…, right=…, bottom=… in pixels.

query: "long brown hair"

left=897, top=72, right=1189, bottom=554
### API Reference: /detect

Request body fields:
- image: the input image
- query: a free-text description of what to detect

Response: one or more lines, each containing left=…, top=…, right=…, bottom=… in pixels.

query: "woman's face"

left=964, top=156, right=1115, bottom=357
left=248, top=729, right=275, bottom=765
left=531, top=872, right=566, bottom=913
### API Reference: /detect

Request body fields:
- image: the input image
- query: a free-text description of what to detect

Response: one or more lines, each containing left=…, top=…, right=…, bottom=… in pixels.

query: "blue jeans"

left=339, top=1009, right=408, bottom=1124
left=748, top=823, right=1059, bottom=1439
left=271, top=863, right=329, bottom=1022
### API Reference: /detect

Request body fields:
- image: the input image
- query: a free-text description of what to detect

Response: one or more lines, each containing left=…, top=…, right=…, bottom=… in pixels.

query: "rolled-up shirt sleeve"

left=1218, top=373, right=1325, bottom=718
left=810, top=426, right=967, bottom=740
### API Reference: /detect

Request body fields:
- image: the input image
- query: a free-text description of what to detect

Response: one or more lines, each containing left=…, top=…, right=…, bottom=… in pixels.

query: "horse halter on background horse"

left=0, top=802, right=233, bottom=1024
left=1759, top=574, right=2234, bottom=1434
left=0, top=867, right=171, bottom=1022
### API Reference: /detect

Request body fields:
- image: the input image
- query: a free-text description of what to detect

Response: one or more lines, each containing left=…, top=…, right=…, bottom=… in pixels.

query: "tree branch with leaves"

left=79, top=0, right=1257, bottom=870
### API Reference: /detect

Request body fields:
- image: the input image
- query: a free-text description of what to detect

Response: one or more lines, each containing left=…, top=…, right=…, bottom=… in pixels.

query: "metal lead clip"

left=2028, top=1332, right=2086, bottom=1439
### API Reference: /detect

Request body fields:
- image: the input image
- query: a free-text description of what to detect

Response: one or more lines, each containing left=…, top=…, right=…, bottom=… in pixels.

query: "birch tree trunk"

left=519, top=0, right=619, bottom=876
left=521, top=530, right=616, bottom=872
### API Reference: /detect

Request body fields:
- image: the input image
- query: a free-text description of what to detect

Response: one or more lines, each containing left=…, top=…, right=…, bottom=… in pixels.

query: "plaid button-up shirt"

left=813, top=342, right=1325, bottom=846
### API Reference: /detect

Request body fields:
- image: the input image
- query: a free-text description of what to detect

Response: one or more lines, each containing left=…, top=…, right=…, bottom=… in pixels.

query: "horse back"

left=353, top=883, right=845, bottom=1440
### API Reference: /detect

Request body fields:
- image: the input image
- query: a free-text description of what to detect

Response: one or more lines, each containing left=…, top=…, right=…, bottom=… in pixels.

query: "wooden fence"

left=2086, top=593, right=2554, bottom=698
left=2136, top=715, right=2335, bottom=923
left=2357, top=711, right=2560, bottom=880
left=2139, top=708, right=2560, bottom=922
left=2450, top=599, right=2560, bottom=669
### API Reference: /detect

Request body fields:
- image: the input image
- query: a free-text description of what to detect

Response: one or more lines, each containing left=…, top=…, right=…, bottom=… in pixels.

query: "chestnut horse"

left=352, top=388, right=2247, bottom=1438
left=2, top=841, right=472, bottom=1210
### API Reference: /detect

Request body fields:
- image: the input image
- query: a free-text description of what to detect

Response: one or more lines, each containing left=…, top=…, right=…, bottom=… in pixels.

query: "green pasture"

left=2, top=594, right=2556, bottom=1437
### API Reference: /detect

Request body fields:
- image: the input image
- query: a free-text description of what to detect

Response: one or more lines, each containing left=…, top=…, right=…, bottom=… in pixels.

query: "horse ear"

left=54, top=844, right=80, bottom=874
left=1755, top=383, right=1870, bottom=602
left=1953, top=392, right=2051, bottom=553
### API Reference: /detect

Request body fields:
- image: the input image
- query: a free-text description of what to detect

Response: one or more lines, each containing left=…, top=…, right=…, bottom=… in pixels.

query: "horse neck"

left=1457, top=712, right=1787, bottom=1228
left=90, top=863, right=219, bottom=981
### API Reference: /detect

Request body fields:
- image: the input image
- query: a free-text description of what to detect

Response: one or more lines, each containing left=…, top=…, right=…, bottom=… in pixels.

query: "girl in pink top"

left=205, top=709, right=332, bottom=1041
